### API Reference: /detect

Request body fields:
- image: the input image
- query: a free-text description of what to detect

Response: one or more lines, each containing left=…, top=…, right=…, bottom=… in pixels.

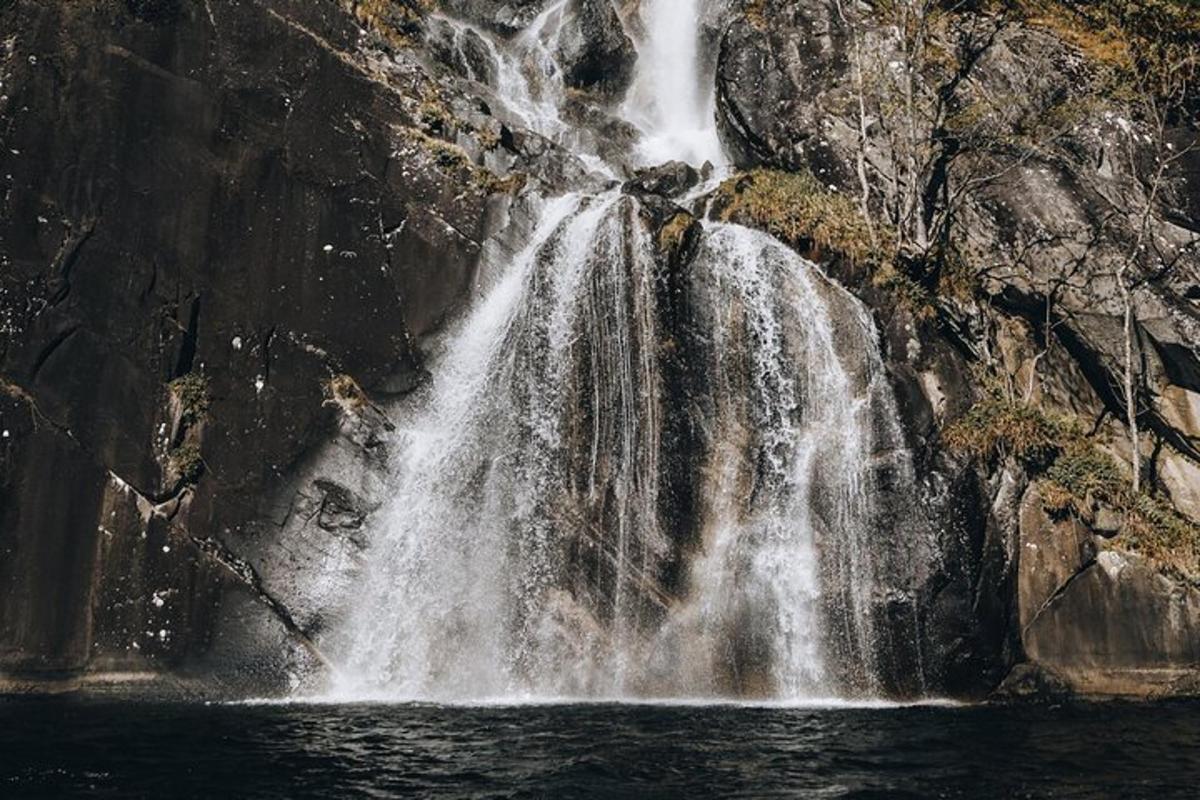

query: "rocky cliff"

left=0, top=0, right=515, bottom=688
left=713, top=0, right=1200, bottom=697
left=1, top=0, right=1198, bottom=699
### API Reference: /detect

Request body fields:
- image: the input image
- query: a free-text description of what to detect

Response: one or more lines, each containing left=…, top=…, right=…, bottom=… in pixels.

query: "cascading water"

left=439, top=1, right=572, bottom=141
left=621, top=0, right=727, bottom=167
left=322, top=0, right=927, bottom=701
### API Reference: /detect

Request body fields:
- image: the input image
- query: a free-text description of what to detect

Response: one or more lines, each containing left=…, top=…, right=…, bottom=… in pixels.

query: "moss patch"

left=168, top=373, right=209, bottom=426
left=716, top=169, right=880, bottom=266
left=945, top=387, right=1200, bottom=579
left=658, top=212, right=695, bottom=256
left=169, top=442, right=204, bottom=485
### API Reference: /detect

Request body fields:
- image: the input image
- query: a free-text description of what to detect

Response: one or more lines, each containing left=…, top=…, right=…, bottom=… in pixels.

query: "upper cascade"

left=620, top=0, right=727, bottom=168
left=428, top=0, right=729, bottom=173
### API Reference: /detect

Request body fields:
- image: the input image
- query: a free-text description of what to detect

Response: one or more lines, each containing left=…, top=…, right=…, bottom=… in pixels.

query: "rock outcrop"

left=1015, top=484, right=1200, bottom=696
left=554, top=0, right=637, bottom=96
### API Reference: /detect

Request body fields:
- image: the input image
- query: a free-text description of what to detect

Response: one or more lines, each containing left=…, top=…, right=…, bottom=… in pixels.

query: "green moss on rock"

left=945, top=387, right=1200, bottom=579
left=168, top=373, right=210, bottom=426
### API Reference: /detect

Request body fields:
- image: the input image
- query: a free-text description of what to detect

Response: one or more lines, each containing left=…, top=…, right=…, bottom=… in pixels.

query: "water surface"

left=3, top=697, right=1198, bottom=798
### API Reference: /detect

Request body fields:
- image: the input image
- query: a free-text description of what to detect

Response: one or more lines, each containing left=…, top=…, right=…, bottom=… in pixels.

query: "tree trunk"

left=1118, top=272, right=1140, bottom=493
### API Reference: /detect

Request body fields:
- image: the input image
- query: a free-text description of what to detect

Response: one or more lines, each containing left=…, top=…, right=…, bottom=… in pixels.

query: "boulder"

left=993, top=662, right=1074, bottom=702
left=1018, top=489, right=1200, bottom=696
left=623, top=161, right=701, bottom=198
left=555, top=0, right=636, bottom=96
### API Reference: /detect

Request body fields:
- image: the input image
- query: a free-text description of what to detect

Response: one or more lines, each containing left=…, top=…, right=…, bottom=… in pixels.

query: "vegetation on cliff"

left=717, top=0, right=1199, bottom=586
left=343, top=0, right=435, bottom=48
left=1014, top=0, right=1200, bottom=104
left=715, top=170, right=879, bottom=265
left=945, top=386, right=1200, bottom=579
left=168, top=373, right=210, bottom=426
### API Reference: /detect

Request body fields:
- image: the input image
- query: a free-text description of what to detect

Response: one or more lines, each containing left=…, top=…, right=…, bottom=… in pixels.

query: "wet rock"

left=623, top=161, right=700, bottom=199
left=555, top=0, right=636, bottom=96
left=313, top=480, right=370, bottom=535
left=440, top=0, right=549, bottom=34
left=993, top=662, right=1074, bottom=702
left=426, top=18, right=498, bottom=85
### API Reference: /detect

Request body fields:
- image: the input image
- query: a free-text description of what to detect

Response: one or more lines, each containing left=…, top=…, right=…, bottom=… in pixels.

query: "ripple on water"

left=2, top=697, right=1199, bottom=799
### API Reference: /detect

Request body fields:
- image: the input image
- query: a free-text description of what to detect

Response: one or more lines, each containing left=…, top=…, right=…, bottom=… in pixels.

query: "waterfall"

left=621, top=0, right=727, bottom=167
left=319, top=0, right=927, bottom=701
left=430, top=3, right=571, bottom=141
left=653, top=225, right=917, bottom=698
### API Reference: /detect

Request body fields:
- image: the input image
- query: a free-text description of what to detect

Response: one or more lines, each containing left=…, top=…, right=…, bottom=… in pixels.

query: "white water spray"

left=622, top=0, right=727, bottom=167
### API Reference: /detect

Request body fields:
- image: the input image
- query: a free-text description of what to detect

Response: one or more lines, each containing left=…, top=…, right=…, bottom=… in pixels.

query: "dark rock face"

left=0, top=0, right=504, bottom=683
left=1017, top=485, right=1200, bottom=696
left=426, top=18, right=498, bottom=85
left=554, top=0, right=636, bottom=96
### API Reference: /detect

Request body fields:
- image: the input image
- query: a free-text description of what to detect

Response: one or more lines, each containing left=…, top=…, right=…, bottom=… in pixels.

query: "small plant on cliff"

left=946, top=391, right=1200, bottom=578
left=477, top=169, right=527, bottom=196
left=417, top=98, right=455, bottom=136
left=716, top=169, right=881, bottom=266
left=942, top=390, right=1064, bottom=469
left=402, top=127, right=471, bottom=170
left=169, top=442, right=204, bottom=485
left=343, top=0, right=434, bottom=49
left=658, top=212, right=695, bottom=256
left=327, top=373, right=368, bottom=414
left=1040, top=441, right=1124, bottom=512
left=169, top=373, right=210, bottom=426
left=1121, top=494, right=1200, bottom=580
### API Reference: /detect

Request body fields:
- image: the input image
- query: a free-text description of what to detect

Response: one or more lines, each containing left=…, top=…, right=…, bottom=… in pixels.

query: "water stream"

left=321, top=0, right=925, bottom=702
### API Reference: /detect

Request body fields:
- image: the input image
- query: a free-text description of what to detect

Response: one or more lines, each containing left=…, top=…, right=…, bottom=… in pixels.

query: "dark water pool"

left=2, top=696, right=1198, bottom=798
